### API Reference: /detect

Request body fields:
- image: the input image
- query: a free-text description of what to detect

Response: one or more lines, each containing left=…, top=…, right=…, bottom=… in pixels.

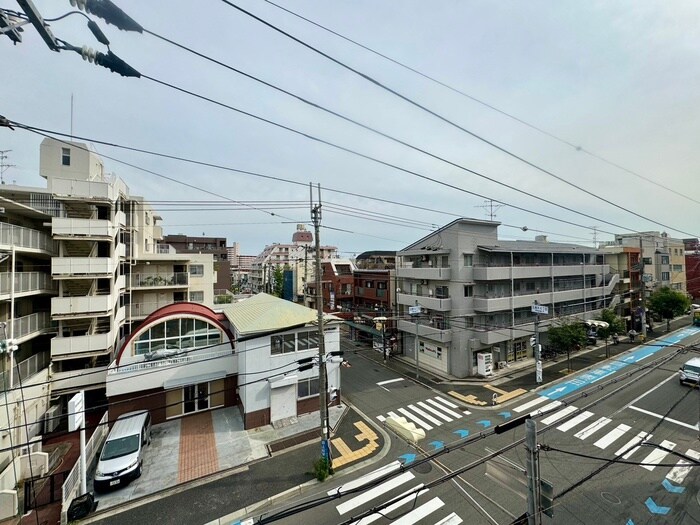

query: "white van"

left=679, top=357, right=700, bottom=386
left=94, top=410, right=151, bottom=492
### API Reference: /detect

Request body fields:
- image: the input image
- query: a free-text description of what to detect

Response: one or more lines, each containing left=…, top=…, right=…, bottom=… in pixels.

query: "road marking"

left=574, top=417, right=611, bottom=440
left=641, top=439, right=676, bottom=471
left=541, top=406, right=577, bottom=425
left=513, top=396, right=547, bottom=413
left=377, top=415, right=386, bottom=423
left=377, top=378, right=404, bottom=386
left=557, top=411, right=593, bottom=432
left=330, top=461, right=401, bottom=496
left=392, top=496, right=445, bottom=525
left=617, top=431, right=651, bottom=459
left=434, top=396, right=460, bottom=409
left=399, top=407, right=434, bottom=431
left=426, top=398, right=463, bottom=419
left=388, top=411, right=401, bottom=420
left=348, top=484, right=427, bottom=525
left=434, top=513, right=463, bottom=525
left=530, top=400, right=563, bottom=417
left=594, top=424, right=631, bottom=449
left=407, top=404, right=443, bottom=426
left=418, top=401, right=453, bottom=422
left=628, top=405, right=698, bottom=431
left=336, top=471, right=416, bottom=514
left=666, top=449, right=700, bottom=484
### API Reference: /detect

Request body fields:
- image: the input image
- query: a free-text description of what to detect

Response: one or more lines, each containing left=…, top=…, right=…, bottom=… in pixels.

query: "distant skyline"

left=2, top=0, right=699, bottom=255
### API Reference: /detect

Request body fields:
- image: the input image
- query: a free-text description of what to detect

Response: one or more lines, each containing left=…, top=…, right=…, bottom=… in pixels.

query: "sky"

left=1, top=0, right=699, bottom=257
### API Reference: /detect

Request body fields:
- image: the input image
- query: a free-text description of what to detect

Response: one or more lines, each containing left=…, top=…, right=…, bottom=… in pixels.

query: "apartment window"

left=465, top=317, right=475, bottom=329
left=463, top=285, right=473, bottom=297
left=661, top=255, right=670, bottom=265
left=189, top=291, right=204, bottom=303
left=643, top=257, right=652, bottom=265
left=463, top=254, right=473, bottom=267
left=190, top=264, right=204, bottom=277
left=61, top=147, right=71, bottom=166
left=661, top=272, right=670, bottom=281
left=297, top=330, right=319, bottom=351
left=419, top=341, right=425, bottom=353
left=271, top=333, right=295, bottom=355
left=435, top=286, right=449, bottom=298
left=297, top=377, right=319, bottom=399
left=673, top=264, right=683, bottom=272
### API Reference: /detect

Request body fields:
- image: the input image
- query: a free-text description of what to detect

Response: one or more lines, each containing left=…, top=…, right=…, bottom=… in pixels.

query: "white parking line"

left=628, top=405, right=698, bottom=431
left=377, top=378, right=404, bottom=386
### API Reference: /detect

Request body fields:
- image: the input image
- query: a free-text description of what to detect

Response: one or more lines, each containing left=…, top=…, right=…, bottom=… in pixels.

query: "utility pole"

left=311, top=183, right=331, bottom=473
left=525, top=419, right=542, bottom=525
left=639, top=236, right=647, bottom=340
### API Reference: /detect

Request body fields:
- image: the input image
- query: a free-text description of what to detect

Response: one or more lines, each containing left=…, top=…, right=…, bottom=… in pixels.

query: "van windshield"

left=101, top=435, right=140, bottom=460
left=684, top=365, right=700, bottom=375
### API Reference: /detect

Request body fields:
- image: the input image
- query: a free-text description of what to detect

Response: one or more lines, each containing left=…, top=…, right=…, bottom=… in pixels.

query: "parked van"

left=679, top=357, right=700, bottom=386
left=94, top=410, right=151, bottom=492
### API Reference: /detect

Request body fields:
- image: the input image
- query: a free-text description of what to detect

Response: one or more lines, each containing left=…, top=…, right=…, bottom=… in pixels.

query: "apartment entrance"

left=184, top=382, right=209, bottom=413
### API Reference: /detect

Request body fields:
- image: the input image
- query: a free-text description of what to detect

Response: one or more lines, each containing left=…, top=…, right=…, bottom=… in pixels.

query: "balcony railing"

left=0, top=272, right=55, bottom=296
left=51, top=331, right=113, bottom=359
left=50, top=365, right=109, bottom=392
left=128, top=299, right=186, bottom=318
left=51, top=294, right=112, bottom=316
left=12, top=312, right=52, bottom=341
left=0, top=223, right=56, bottom=253
left=130, top=272, right=188, bottom=288
left=1, top=350, right=50, bottom=392
left=52, top=257, right=116, bottom=276
left=109, top=348, right=233, bottom=375
left=52, top=218, right=116, bottom=238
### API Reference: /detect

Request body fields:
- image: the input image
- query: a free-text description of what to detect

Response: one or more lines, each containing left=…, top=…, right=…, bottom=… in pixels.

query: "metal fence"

left=0, top=223, right=56, bottom=252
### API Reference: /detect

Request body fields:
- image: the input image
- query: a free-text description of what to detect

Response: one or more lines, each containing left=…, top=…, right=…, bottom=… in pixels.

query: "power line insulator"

left=80, top=44, right=97, bottom=63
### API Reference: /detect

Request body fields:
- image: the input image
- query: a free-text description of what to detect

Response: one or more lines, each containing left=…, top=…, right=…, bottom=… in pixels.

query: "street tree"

left=272, top=265, right=285, bottom=298
left=647, top=286, right=690, bottom=332
left=596, top=309, right=626, bottom=339
left=546, top=318, right=587, bottom=371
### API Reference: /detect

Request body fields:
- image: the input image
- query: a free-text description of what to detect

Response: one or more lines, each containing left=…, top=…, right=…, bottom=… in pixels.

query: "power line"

left=218, top=0, right=699, bottom=239
left=261, top=0, right=700, bottom=208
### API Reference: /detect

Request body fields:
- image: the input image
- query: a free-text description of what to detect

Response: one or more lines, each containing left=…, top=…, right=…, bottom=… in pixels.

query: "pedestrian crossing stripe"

left=435, top=513, right=463, bottom=525
left=556, top=411, right=593, bottom=432
left=347, top=484, right=427, bottom=525
left=513, top=396, right=548, bottom=413
left=377, top=396, right=468, bottom=432
left=641, top=440, right=676, bottom=471
left=575, top=417, right=612, bottom=440
left=541, top=406, right=577, bottom=425
left=336, top=471, right=416, bottom=515
left=666, top=449, right=700, bottom=484
left=617, top=432, right=651, bottom=459
left=391, top=496, right=444, bottom=525
left=594, top=424, right=630, bottom=449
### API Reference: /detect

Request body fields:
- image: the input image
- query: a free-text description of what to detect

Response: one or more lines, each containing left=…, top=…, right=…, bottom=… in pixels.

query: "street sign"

left=408, top=305, right=421, bottom=315
left=485, top=460, right=527, bottom=499
left=531, top=304, right=549, bottom=315
left=540, top=478, right=554, bottom=518
left=536, top=366, right=543, bottom=383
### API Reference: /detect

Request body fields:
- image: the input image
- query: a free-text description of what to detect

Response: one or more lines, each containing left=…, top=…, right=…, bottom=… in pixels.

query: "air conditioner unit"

left=43, top=404, right=62, bottom=434
left=421, top=280, right=429, bottom=285
left=20, top=437, right=42, bottom=456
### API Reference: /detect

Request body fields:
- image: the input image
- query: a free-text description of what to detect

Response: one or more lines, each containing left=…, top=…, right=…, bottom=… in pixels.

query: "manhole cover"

left=600, top=492, right=621, bottom=505
left=413, top=462, right=433, bottom=475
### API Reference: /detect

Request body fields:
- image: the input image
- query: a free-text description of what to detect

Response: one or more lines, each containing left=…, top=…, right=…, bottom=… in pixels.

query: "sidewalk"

left=354, top=315, right=694, bottom=407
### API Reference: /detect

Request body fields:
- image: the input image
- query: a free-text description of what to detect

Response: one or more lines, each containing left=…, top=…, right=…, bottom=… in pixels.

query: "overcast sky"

left=2, top=1, right=699, bottom=256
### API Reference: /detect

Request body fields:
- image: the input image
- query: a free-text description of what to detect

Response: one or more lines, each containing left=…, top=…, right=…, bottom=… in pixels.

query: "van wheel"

left=136, top=463, right=142, bottom=478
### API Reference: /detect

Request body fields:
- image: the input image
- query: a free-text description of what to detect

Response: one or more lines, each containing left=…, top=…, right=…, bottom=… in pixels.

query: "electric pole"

left=311, top=183, right=331, bottom=473
left=639, top=236, right=647, bottom=339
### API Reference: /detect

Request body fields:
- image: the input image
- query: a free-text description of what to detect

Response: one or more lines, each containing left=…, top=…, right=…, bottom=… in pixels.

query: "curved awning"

left=585, top=320, right=609, bottom=329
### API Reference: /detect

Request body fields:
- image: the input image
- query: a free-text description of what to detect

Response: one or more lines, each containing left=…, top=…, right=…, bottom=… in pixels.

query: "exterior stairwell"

left=61, top=279, right=94, bottom=297
left=63, top=240, right=95, bottom=258
left=63, top=201, right=95, bottom=220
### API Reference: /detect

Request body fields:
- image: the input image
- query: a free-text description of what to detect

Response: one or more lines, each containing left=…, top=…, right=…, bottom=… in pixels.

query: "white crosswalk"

left=334, top=462, right=463, bottom=524
left=377, top=396, right=471, bottom=432
left=511, top=396, right=700, bottom=482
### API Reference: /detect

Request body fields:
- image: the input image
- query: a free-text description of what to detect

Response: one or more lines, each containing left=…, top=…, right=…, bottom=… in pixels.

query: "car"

left=679, top=357, right=700, bottom=386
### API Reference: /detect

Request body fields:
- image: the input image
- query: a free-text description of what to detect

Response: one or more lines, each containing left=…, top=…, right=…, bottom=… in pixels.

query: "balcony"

left=51, top=366, right=109, bottom=393
left=49, top=177, right=117, bottom=201
left=52, top=331, right=114, bottom=359
left=52, top=218, right=116, bottom=239
left=397, top=292, right=452, bottom=312
left=398, top=319, right=452, bottom=343
left=0, top=272, right=55, bottom=297
left=128, top=299, right=186, bottom=319
left=52, top=257, right=116, bottom=277
left=52, top=294, right=112, bottom=317
left=473, top=264, right=610, bottom=281
left=1, top=351, right=50, bottom=393
left=12, top=312, right=52, bottom=341
left=0, top=223, right=56, bottom=254
left=130, top=272, right=189, bottom=288
left=396, top=265, right=451, bottom=281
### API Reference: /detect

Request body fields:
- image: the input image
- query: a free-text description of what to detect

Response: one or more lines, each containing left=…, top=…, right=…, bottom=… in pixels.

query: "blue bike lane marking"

left=540, top=327, right=700, bottom=401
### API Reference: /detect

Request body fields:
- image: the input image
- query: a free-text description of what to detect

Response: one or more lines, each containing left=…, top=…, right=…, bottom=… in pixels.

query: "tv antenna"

left=0, top=150, right=15, bottom=185
left=476, top=199, right=504, bottom=221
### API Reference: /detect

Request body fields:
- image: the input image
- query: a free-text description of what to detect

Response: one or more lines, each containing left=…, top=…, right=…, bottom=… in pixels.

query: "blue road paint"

left=399, top=453, right=417, bottom=465
left=429, top=440, right=445, bottom=450
left=626, top=520, right=635, bottom=525
left=453, top=429, right=470, bottom=438
left=645, top=497, right=671, bottom=515
left=498, top=411, right=512, bottom=419
left=477, top=420, right=491, bottom=428
left=662, top=478, right=686, bottom=494
left=540, top=327, right=700, bottom=400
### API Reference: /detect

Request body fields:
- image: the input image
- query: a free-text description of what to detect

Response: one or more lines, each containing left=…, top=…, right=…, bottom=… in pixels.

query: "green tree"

left=596, top=309, right=626, bottom=339
left=647, top=286, right=691, bottom=332
left=546, top=318, right=587, bottom=371
left=272, top=265, right=284, bottom=298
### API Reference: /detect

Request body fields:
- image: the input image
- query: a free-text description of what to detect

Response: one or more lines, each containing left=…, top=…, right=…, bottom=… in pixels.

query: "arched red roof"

left=115, top=302, right=234, bottom=366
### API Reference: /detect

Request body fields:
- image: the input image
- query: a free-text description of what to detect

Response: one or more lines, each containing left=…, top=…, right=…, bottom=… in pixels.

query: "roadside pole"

left=532, top=302, right=548, bottom=384
left=525, top=418, right=542, bottom=525
left=409, top=304, right=421, bottom=379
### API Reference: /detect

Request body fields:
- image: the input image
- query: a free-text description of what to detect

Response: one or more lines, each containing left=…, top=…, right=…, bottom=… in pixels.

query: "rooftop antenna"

left=476, top=199, right=504, bottom=221
left=0, top=150, right=15, bottom=185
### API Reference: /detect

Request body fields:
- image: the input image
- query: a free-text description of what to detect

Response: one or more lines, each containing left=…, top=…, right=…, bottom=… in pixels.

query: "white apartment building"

left=396, top=219, right=619, bottom=378
left=0, top=139, right=216, bottom=516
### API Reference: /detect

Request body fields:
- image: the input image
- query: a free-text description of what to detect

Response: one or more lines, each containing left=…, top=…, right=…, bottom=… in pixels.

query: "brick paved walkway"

left=178, top=412, right=219, bottom=483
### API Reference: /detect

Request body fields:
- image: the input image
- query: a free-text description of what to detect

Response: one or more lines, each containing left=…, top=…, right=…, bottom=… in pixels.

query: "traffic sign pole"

left=531, top=302, right=548, bottom=384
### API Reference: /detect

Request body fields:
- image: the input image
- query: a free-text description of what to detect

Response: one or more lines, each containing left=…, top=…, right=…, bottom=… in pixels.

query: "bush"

left=313, top=457, right=330, bottom=481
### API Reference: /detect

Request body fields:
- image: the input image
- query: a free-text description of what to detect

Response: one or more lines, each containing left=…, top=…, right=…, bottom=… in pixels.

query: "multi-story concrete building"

left=163, top=234, right=231, bottom=293
left=228, top=243, right=255, bottom=293
left=599, top=244, right=641, bottom=331
left=0, top=139, right=216, bottom=517
left=614, top=232, right=686, bottom=293
left=395, top=219, right=618, bottom=378
left=684, top=239, right=700, bottom=301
